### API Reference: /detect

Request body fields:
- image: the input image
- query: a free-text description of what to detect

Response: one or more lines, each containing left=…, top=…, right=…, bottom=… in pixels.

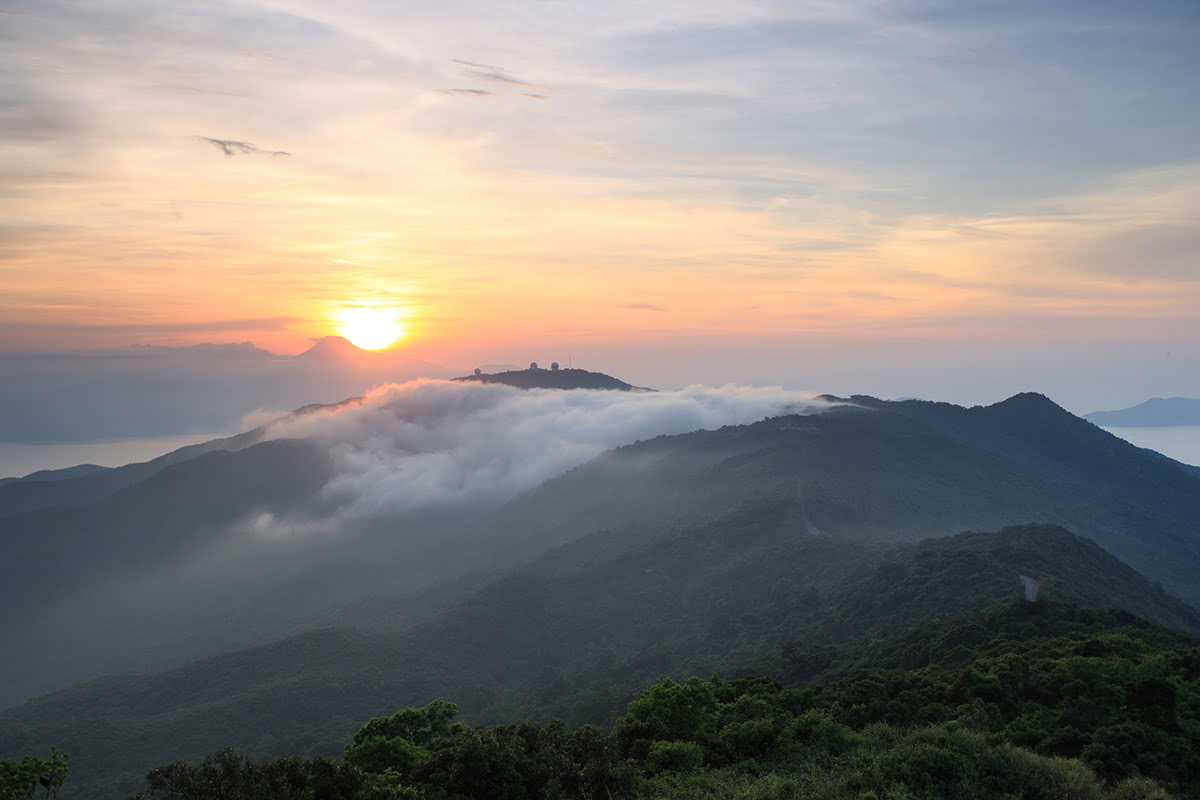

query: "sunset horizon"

left=3, top=0, right=1199, bottom=467
left=4, top=3, right=1200, bottom=789
left=3, top=1, right=1197, bottom=397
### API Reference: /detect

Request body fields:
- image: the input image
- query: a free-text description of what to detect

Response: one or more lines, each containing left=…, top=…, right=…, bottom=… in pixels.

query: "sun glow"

left=337, top=307, right=405, bottom=350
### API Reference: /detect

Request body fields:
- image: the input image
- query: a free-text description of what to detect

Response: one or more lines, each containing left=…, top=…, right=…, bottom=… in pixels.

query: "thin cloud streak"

left=197, top=137, right=290, bottom=157
left=451, top=59, right=551, bottom=92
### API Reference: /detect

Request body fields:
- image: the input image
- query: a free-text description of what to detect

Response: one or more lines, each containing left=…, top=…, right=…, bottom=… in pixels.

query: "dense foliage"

left=122, top=600, right=1197, bottom=800
left=0, top=748, right=68, bottom=800
left=791, top=602, right=1200, bottom=796
left=128, top=751, right=362, bottom=800
left=6, top=523, right=1197, bottom=800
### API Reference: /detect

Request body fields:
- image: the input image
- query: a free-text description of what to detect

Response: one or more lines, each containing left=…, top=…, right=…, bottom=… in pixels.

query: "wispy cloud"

left=442, top=88, right=493, bottom=98
left=623, top=302, right=668, bottom=312
left=197, top=137, right=290, bottom=158
left=2, top=0, right=1197, bottom=401
left=451, top=59, right=551, bottom=92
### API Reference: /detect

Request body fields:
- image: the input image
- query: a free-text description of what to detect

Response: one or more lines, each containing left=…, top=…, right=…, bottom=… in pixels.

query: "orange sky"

left=1, top=0, right=1198, bottom=407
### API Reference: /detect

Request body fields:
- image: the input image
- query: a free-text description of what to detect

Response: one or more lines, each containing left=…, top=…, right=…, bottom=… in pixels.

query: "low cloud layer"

left=262, top=379, right=829, bottom=522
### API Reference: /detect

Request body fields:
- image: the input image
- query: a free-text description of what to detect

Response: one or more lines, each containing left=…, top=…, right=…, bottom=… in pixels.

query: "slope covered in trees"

left=6, top=391, right=1200, bottom=797
left=5, top=391, right=1200, bottom=710
left=125, top=600, right=1198, bottom=800
left=4, top=522, right=1196, bottom=799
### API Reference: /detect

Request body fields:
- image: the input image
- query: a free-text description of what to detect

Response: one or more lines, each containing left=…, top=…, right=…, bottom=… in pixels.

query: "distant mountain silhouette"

left=1085, top=396, right=1200, bottom=427
left=0, top=463, right=107, bottom=489
left=294, top=335, right=369, bottom=361
left=0, top=337, right=449, bottom=446
left=0, top=365, right=642, bottom=515
left=0, top=427, right=269, bottom=517
left=454, top=366, right=647, bottom=391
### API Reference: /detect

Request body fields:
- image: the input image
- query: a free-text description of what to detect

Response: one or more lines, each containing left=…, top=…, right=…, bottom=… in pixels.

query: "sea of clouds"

left=258, top=379, right=832, bottom=521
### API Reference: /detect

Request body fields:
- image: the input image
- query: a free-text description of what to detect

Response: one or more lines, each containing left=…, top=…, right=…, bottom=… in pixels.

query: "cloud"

left=442, top=88, right=493, bottom=97
left=451, top=59, right=550, bottom=92
left=197, top=137, right=290, bottom=157
left=623, top=302, right=668, bottom=311
left=0, top=316, right=297, bottom=344
left=259, top=379, right=830, bottom=524
left=1071, top=223, right=1200, bottom=282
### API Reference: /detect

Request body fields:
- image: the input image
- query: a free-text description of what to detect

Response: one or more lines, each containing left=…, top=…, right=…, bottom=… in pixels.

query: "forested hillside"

left=5, top=391, right=1200, bottom=798
left=6, top=392, right=1200, bottom=710
left=5, top=522, right=1196, bottom=799
left=111, top=600, right=1199, bottom=800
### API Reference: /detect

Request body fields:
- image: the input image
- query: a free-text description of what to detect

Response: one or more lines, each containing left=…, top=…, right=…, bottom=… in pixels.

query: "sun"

left=337, top=307, right=404, bottom=350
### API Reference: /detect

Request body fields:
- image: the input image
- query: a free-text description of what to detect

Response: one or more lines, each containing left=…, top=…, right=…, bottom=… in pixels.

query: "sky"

left=2, top=0, right=1200, bottom=429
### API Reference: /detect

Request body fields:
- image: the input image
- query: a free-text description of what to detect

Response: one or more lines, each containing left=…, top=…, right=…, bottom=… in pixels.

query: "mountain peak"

left=294, top=336, right=367, bottom=360
left=453, top=366, right=646, bottom=391
left=985, top=392, right=1068, bottom=416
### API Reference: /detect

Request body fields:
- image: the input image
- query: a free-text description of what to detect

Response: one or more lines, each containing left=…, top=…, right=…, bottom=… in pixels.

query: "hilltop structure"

left=454, top=366, right=649, bottom=391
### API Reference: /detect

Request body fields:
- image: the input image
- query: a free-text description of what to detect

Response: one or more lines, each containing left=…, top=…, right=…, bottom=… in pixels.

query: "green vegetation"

left=5, top=522, right=1198, bottom=799
left=5, top=387, right=1200, bottom=798
left=129, top=751, right=361, bottom=800
left=6, top=391, right=1200, bottom=714
left=793, top=602, right=1200, bottom=794
left=0, top=748, right=68, bottom=800
left=129, top=597, right=1200, bottom=799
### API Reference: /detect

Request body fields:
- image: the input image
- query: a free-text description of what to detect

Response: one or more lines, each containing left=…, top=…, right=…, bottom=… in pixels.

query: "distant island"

left=454, top=363, right=651, bottom=391
left=1085, top=396, right=1200, bottom=427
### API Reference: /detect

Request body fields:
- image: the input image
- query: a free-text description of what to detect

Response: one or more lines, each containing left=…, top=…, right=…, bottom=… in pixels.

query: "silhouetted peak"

left=1085, top=396, right=1200, bottom=427
left=984, top=392, right=1072, bottom=420
left=295, top=336, right=367, bottom=360
left=453, top=367, right=647, bottom=391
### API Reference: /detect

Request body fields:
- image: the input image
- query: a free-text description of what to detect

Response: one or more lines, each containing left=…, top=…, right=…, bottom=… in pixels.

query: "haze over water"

left=1101, top=426, right=1200, bottom=468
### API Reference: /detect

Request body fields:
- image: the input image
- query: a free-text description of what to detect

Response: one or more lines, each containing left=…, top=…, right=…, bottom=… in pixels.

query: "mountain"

left=2, top=522, right=1195, bottom=800
left=0, top=463, right=108, bottom=489
left=4, top=390, right=1200, bottom=712
left=108, top=595, right=1200, bottom=800
left=453, top=366, right=643, bottom=391
left=0, top=393, right=361, bottom=519
left=0, top=338, right=448, bottom=448
left=817, top=393, right=1200, bottom=596
left=0, top=428, right=268, bottom=518
left=1085, top=396, right=1200, bottom=427
left=294, top=335, right=370, bottom=362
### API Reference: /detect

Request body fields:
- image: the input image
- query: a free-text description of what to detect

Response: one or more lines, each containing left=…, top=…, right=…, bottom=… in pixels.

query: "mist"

left=0, top=380, right=832, bottom=707
left=260, top=379, right=831, bottom=523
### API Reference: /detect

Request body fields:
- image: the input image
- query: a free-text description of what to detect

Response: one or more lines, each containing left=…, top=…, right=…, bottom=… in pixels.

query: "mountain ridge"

left=4, top=390, right=1200, bottom=712
left=1085, top=396, right=1200, bottom=427
left=3, top=522, right=1194, bottom=799
left=453, top=366, right=646, bottom=391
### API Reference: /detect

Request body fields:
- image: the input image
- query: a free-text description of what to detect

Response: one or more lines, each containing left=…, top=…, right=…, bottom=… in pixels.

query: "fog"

left=260, top=380, right=831, bottom=523
left=0, top=340, right=446, bottom=448
left=0, top=380, right=833, bottom=707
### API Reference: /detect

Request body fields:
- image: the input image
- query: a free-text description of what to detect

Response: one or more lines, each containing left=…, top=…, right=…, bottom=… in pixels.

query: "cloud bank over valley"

left=256, top=379, right=831, bottom=525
